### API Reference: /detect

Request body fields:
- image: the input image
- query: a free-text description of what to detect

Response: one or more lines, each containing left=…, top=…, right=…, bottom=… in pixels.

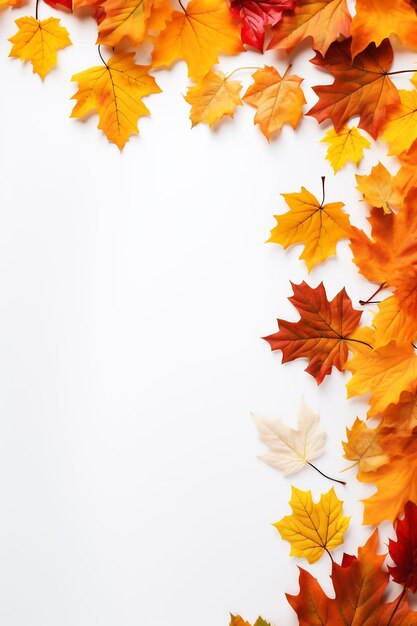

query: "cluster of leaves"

left=4, top=0, right=417, bottom=151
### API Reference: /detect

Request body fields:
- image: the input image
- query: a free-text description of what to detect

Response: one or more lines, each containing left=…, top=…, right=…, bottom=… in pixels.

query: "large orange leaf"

left=264, top=281, right=363, bottom=384
left=243, top=66, right=305, bottom=140
left=350, top=0, right=417, bottom=57
left=287, top=531, right=417, bottom=624
left=268, top=0, right=351, bottom=55
left=71, top=53, right=161, bottom=150
left=96, top=0, right=154, bottom=46
left=267, top=184, right=350, bottom=270
left=308, top=38, right=400, bottom=139
left=152, top=0, right=243, bottom=80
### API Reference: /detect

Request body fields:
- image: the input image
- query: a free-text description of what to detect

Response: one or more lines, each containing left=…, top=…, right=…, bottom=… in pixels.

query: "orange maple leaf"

left=308, top=38, right=400, bottom=139
left=350, top=0, right=417, bottom=57
left=243, top=66, right=305, bottom=140
left=268, top=0, right=351, bottom=55
left=264, top=281, right=363, bottom=384
left=152, top=0, right=243, bottom=80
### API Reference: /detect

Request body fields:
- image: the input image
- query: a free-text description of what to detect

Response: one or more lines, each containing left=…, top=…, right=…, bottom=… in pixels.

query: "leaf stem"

left=98, top=44, right=108, bottom=68
left=320, top=176, right=326, bottom=207
left=225, top=66, right=261, bottom=80
left=387, top=69, right=416, bottom=76
left=346, top=337, right=373, bottom=350
left=35, top=0, right=40, bottom=19
left=324, top=547, right=335, bottom=563
left=307, top=462, right=346, bottom=486
left=178, top=0, right=186, bottom=11
left=386, top=586, right=407, bottom=626
left=359, top=283, right=386, bottom=306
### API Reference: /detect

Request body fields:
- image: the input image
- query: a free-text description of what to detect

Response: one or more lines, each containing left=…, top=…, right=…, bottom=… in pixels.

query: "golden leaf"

left=184, top=71, right=242, bottom=127
left=321, top=126, right=371, bottom=173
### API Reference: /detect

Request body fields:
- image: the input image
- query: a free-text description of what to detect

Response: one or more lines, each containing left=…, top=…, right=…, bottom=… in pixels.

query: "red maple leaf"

left=389, top=501, right=417, bottom=593
left=44, top=0, right=73, bottom=10
left=230, top=0, right=295, bottom=50
left=263, top=281, right=362, bottom=384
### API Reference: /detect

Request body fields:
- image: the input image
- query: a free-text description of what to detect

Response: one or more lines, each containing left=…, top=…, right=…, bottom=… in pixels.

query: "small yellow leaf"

left=9, top=16, right=71, bottom=80
left=356, top=162, right=402, bottom=214
left=71, top=52, right=161, bottom=150
left=243, top=66, right=305, bottom=140
left=321, top=125, right=371, bottom=173
left=184, top=71, right=242, bottom=128
left=268, top=186, right=351, bottom=272
left=275, top=486, right=350, bottom=564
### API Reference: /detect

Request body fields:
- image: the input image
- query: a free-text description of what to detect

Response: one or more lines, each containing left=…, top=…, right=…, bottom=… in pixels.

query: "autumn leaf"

left=152, top=0, right=243, bottom=80
left=321, top=126, right=371, bottom=173
left=71, top=52, right=161, bottom=150
left=356, top=162, right=402, bottom=214
left=0, top=0, right=23, bottom=7
left=44, top=0, right=72, bottom=10
left=268, top=0, right=351, bottom=55
left=351, top=189, right=417, bottom=318
left=96, top=0, right=154, bottom=47
left=267, top=183, right=350, bottom=270
left=230, top=0, right=295, bottom=51
left=380, top=391, right=417, bottom=433
left=252, top=398, right=326, bottom=476
left=388, top=501, right=417, bottom=592
left=308, top=38, right=400, bottom=139
left=373, top=296, right=417, bottom=349
left=346, top=334, right=417, bottom=415
left=9, top=16, right=71, bottom=80
left=342, top=417, right=389, bottom=473
left=184, top=71, right=242, bottom=127
left=383, top=76, right=417, bottom=157
left=350, top=0, right=417, bottom=58
left=230, top=616, right=271, bottom=626
left=242, top=66, right=305, bottom=140
left=275, top=486, right=350, bottom=564
left=287, top=531, right=417, bottom=625
left=264, top=282, right=362, bottom=384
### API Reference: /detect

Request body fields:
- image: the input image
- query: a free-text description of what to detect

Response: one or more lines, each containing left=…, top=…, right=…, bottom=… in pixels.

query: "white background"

left=0, top=3, right=414, bottom=624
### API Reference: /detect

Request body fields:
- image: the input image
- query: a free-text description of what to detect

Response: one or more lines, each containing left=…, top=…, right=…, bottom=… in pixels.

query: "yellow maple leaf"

left=268, top=184, right=350, bottom=272
left=146, top=0, right=174, bottom=36
left=243, top=66, right=305, bottom=140
left=342, top=418, right=389, bottom=473
left=383, top=79, right=417, bottom=157
left=356, top=162, right=402, bottom=214
left=184, top=70, right=242, bottom=128
left=0, top=0, right=22, bottom=7
left=97, top=0, right=154, bottom=47
left=321, top=126, right=371, bottom=173
left=373, top=295, right=417, bottom=349
left=70, top=52, right=161, bottom=150
left=350, top=0, right=417, bottom=58
left=268, top=0, right=351, bottom=55
left=152, top=0, right=242, bottom=80
left=9, top=16, right=71, bottom=80
left=346, top=333, right=417, bottom=415
left=275, top=486, right=350, bottom=564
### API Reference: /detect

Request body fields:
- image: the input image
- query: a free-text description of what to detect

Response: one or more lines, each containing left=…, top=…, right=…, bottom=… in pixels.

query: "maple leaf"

left=287, top=531, right=417, bottom=625
left=356, top=162, right=402, bottom=214
left=252, top=398, right=326, bottom=476
left=346, top=334, right=417, bottom=416
left=242, top=66, right=305, bottom=140
left=267, top=183, right=350, bottom=270
left=350, top=0, right=417, bottom=58
left=184, top=71, right=242, bottom=127
left=44, top=0, right=72, bottom=10
left=152, top=0, right=243, bottom=80
left=373, top=296, right=417, bottom=349
left=321, top=125, right=371, bottom=173
left=380, top=391, right=417, bottom=433
left=230, top=0, right=295, bottom=51
left=383, top=76, right=417, bottom=157
left=275, top=486, right=350, bottom=564
left=71, top=52, right=161, bottom=150
left=268, top=0, right=351, bottom=55
left=308, top=38, right=400, bottom=139
left=264, top=282, right=362, bottom=384
left=389, top=501, right=417, bottom=592
left=342, top=418, right=389, bottom=473
left=351, top=189, right=417, bottom=317
left=230, top=616, right=271, bottom=626
left=96, top=0, right=153, bottom=47
left=0, top=0, right=23, bottom=7
left=9, top=16, right=71, bottom=80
